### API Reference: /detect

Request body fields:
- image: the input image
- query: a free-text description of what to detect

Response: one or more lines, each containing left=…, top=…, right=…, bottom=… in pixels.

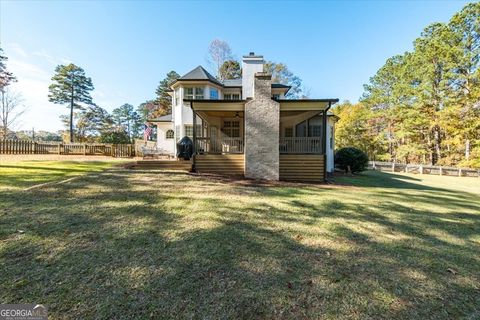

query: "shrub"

left=335, top=147, right=369, bottom=173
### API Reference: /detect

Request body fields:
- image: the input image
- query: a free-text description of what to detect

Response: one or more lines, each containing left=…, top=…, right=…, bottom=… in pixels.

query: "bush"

left=335, top=147, right=369, bottom=173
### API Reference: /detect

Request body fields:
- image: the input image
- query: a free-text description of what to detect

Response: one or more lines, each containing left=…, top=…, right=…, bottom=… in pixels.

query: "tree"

left=333, top=102, right=385, bottom=160
left=218, top=60, right=241, bottom=80
left=75, top=105, right=113, bottom=142
left=112, top=103, right=142, bottom=142
left=137, top=100, right=158, bottom=121
left=207, top=39, right=233, bottom=78
left=0, top=89, right=25, bottom=140
left=356, top=2, right=480, bottom=167
left=0, top=47, right=17, bottom=90
left=264, top=61, right=303, bottom=99
left=155, top=71, right=180, bottom=116
left=48, top=64, right=95, bottom=142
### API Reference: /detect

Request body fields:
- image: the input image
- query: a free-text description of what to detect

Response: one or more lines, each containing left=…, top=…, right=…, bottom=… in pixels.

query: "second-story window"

left=175, top=89, right=180, bottom=105
left=185, top=87, right=204, bottom=99
left=224, top=94, right=240, bottom=100
left=185, top=88, right=194, bottom=99
left=195, top=87, right=204, bottom=99
left=210, top=88, right=219, bottom=100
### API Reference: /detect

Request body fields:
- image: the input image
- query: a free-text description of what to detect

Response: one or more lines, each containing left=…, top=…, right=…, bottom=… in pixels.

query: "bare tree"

left=207, top=39, right=233, bottom=78
left=1, top=89, right=25, bottom=140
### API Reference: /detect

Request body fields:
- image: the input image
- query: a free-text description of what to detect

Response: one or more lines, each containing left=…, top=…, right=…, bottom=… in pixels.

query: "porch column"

left=244, top=73, right=280, bottom=180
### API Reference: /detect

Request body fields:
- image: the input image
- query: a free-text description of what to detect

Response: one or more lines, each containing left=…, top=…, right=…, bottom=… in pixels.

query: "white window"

left=222, top=120, right=240, bottom=138
left=210, top=88, right=218, bottom=100
left=175, top=90, right=180, bottom=105
left=195, top=87, right=204, bottom=99
left=166, top=129, right=174, bottom=139
left=225, top=93, right=240, bottom=100
left=185, top=88, right=194, bottom=99
left=184, top=125, right=193, bottom=137
left=185, top=87, right=204, bottom=99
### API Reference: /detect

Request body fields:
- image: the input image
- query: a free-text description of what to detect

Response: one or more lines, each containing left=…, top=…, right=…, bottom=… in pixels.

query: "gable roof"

left=178, top=66, right=223, bottom=86
left=174, top=65, right=292, bottom=94
left=148, top=114, right=172, bottom=122
left=222, top=78, right=242, bottom=87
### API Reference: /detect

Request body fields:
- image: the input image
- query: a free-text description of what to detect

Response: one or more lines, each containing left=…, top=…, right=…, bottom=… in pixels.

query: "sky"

left=0, top=0, right=471, bottom=132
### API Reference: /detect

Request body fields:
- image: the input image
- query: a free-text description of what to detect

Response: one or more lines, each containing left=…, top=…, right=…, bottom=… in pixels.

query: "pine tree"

left=48, top=64, right=95, bottom=142
left=155, top=71, right=180, bottom=116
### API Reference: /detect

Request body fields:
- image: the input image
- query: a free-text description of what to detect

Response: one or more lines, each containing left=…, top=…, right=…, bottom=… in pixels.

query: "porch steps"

left=129, top=160, right=192, bottom=171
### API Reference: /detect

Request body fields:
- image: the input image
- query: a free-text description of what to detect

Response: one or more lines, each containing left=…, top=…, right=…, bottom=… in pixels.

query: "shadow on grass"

left=0, top=169, right=479, bottom=319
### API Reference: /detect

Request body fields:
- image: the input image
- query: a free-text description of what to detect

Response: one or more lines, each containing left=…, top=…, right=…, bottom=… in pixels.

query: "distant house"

left=149, top=53, right=338, bottom=182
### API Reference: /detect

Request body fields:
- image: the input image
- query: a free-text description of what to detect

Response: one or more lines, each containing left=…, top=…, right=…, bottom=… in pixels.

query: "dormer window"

left=210, top=88, right=219, bottom=100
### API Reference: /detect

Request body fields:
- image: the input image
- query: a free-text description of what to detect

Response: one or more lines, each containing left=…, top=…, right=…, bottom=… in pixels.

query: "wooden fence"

left=369, top=161, right=480, bottom=178
left=0, top=140, right=135, bottom=158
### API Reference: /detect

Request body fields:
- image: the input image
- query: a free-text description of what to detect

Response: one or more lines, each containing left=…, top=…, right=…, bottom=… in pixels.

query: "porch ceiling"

left=278, top=99, right=338, bottom=111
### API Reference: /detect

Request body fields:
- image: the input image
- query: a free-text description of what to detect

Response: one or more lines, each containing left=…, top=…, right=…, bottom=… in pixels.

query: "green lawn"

left=0, top=162, right=479, bottom=319
left=0, top=160, right=122, bottom=190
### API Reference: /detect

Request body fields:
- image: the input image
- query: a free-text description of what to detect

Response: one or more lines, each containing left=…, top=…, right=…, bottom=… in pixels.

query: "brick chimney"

left=244, top=72, right=280, bottom=181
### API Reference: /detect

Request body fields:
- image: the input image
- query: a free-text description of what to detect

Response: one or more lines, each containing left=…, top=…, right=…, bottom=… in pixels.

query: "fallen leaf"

left=447, top=268, right=457, bottom=275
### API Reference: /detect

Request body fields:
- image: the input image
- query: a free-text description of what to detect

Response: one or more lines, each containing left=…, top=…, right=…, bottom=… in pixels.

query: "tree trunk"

left=465, top=138, right=470, bottom=160
left=70, top=82, right=74, bottom=143
left=1, top=90, right=6, bottom=141
left=432, top=125, right=441, bottom=165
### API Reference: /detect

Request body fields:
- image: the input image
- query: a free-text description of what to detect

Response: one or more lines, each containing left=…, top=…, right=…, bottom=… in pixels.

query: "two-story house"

left=149, top=53, right=338, bottom=182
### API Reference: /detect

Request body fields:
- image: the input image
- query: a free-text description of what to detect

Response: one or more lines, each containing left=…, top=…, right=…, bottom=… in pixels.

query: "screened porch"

left=193, top=111, right=244, bottom=154
left=279, top=110, right=326, bottom=154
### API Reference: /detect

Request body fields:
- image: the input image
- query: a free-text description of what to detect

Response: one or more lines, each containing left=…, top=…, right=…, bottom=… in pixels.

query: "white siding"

left=156, top=122, right=175, bottom=155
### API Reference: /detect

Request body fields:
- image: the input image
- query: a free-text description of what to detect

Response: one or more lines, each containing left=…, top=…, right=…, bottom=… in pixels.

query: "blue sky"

left=1, top=0, right=471, bottom=131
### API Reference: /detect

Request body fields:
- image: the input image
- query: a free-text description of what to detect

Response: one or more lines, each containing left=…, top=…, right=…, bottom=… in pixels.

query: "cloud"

left=5, top=44, right=65, bottom=131
left=4, top=43, right=130, bottom=132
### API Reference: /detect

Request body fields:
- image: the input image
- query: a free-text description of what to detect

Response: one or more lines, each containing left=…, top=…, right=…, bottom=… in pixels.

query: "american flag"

left=143, top=123, right=152, bottom=140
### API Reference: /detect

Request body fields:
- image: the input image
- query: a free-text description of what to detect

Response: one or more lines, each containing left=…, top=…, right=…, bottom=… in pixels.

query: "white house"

left=149, top=53, right=338, bottom=181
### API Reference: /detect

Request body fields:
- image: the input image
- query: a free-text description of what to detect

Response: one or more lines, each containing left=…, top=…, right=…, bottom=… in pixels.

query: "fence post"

left=58, top=143, right=61, bottom=155
left=458, top=168, right=462, bottom=177
left=439, top=167, right=443, bottom=176
left=392, top=162, right=395, bottom=172
left=419, top=164, right=423, bottom=174
left=83, top=144, right=87, bottom=155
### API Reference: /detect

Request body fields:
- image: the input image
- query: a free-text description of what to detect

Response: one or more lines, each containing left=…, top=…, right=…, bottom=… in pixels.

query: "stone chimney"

left=244, top=72, right=280, bottom=181
left=253, top=72, right=272, bottom=100
left=242, top=52, right=264, bottom=99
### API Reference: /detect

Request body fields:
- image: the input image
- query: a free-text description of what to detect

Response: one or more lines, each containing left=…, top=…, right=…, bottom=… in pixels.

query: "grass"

left=0, top=161, right=479, bottom=319
left=0, top=160, right=122, bottom=190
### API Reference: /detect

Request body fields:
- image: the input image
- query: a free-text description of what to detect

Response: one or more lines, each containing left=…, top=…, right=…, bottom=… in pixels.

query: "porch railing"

left=196, top=137, right=244, bottom=154
left=279, top=137, right=322, bottom=154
